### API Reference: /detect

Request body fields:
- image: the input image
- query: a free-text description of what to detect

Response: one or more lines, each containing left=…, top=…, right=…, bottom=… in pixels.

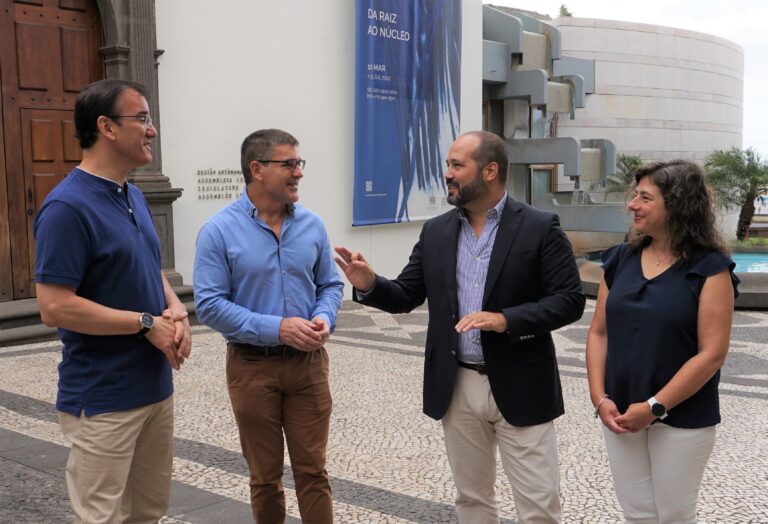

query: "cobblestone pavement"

left=1, top=300, right=767, bottom=523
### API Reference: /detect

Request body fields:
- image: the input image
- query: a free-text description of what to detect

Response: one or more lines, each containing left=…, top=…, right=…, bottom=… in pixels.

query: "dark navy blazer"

left=356, top=197, right=585, bottom=426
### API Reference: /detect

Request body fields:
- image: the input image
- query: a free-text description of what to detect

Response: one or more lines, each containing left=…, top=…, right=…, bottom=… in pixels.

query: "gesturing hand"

left=334, top=246, right=376, bottom=292
left=455, top=311, right=508, bottom=333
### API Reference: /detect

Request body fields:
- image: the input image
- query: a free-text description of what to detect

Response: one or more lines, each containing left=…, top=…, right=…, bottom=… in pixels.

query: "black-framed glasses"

left=106, top=114, right=153, bottom=128
left=257, top=159, right=306, bottom=170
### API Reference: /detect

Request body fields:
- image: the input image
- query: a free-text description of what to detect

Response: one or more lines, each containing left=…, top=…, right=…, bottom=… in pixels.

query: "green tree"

left=606, top=153, right=643, bottom=194
left=705, top=147, right=768, bottom=241
left=559, top=5, right=572, bottom=17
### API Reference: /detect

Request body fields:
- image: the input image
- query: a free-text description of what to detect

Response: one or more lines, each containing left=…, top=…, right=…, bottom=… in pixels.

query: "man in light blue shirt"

left=194, top=129, right=343, bottom=523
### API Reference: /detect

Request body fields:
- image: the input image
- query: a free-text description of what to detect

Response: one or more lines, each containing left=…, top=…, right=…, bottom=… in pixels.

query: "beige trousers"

left=442, top=367, right=561, bottom=523
left=58, top=395, right=174, bottom=524
left=602, top=422, right=716, bottom=523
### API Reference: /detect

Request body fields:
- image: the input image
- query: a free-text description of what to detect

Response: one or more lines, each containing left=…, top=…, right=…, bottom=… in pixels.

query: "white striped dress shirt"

left=455, top=194, right=507, bottom=363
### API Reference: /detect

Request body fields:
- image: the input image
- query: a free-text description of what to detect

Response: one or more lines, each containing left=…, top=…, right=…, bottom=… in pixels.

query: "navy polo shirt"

left=602, top=243, right=739, bottom=428
left=34, top=168, right=172, bottom=416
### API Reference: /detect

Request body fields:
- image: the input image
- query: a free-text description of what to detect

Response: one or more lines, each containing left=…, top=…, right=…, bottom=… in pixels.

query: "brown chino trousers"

left=226, top=344, right=333, bottom=524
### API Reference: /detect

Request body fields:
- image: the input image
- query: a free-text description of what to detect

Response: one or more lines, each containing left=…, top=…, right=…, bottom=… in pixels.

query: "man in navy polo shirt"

left=34, top=79, right=191, bottom=523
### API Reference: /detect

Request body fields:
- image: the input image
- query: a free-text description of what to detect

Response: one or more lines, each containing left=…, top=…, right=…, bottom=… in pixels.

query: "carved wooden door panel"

left=0, top=0, right=102, bottom=300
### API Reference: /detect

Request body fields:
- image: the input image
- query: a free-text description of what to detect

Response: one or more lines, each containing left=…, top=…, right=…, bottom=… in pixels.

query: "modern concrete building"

left=554, top=17, right=744, bottom=164
left=483, top=6, right=744, bottom=251
left=482, top=5, right=624, bottom=251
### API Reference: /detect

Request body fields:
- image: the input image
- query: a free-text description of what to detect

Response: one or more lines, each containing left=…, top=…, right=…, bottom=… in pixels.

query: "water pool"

left=732, top=252, right=768, bottom=273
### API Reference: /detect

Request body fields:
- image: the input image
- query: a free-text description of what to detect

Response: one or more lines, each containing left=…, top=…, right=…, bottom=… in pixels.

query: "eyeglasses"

left=106, top=114, right=153, bottom=128
left=257, top=159, right=306, bottom=170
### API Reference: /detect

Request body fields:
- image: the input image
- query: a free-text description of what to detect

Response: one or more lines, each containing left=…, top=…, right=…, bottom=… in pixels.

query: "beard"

left=447, top=168, right=488, bottom=207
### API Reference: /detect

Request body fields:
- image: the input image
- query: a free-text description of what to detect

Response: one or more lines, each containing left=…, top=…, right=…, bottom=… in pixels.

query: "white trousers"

left=602, top=422, right=716, bottom=524
left=442, top=367, right=561, bottom=523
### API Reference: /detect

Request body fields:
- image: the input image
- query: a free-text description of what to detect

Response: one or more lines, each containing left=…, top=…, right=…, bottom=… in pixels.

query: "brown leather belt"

left=457, top=361, right=487, bottom=375
left=228, top=342, right=298, bottom=358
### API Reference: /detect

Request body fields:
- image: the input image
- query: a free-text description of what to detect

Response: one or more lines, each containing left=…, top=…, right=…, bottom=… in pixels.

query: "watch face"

left=651, top=403, right=666, bottom=417
left=140, top=313, right=154, bottom=329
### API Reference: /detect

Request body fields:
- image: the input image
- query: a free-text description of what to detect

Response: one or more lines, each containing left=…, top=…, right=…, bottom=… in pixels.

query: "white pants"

left=602, top=422, right=716, bottom=524
left=442, top=367, right=561, bottom=523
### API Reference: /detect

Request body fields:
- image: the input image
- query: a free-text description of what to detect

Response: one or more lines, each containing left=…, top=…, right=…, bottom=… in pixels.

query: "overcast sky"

left=483, top=0, right=767, bottom=157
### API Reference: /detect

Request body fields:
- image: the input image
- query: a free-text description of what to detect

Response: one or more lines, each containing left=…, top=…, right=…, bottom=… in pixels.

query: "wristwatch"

left=647, top=396, right=668, bottom=419
left=137, top=312, right=154, bottom=336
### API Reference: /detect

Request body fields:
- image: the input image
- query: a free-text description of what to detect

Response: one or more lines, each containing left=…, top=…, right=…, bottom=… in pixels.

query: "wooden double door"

left=0, top=0, right=103, bottom=301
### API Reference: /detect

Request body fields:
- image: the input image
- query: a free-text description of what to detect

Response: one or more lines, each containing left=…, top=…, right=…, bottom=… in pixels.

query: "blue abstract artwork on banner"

left=353, top=0, right=462, bottom=226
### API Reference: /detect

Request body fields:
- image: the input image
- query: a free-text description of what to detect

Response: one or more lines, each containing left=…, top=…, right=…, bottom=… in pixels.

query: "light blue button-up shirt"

left=456, top=193, right=507, bottom=363
left=193, top=190, right=344, bottom=345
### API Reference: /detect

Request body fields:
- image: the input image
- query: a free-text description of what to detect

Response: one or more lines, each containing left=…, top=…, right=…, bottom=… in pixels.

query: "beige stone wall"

left=554, top=17, right=744, bottom=164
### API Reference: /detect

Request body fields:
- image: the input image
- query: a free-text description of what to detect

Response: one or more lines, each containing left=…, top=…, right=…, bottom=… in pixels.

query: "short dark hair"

left=74, top=79, right=149, bottom=149
left=240, top=129, right=299, bottom=184
left=465, top=131, right=508, bottom=183
left=629, top=159, right=726, bottom=262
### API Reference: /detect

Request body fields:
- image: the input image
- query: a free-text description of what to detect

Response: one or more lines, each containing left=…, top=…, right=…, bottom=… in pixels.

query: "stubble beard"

left=447, top=169, right=487, bottom=208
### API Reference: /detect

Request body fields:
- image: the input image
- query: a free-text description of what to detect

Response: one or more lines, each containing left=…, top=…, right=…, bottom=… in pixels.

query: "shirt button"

left=117, top=187, right=122, bottom=193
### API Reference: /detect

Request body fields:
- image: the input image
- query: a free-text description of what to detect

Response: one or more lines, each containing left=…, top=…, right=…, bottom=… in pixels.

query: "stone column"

left=99, top=0, right=184, bottom=285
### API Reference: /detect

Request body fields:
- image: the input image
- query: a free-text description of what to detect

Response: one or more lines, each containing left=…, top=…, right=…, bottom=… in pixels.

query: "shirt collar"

left=457, top=192, right=508, bottom=223
left=235, top=188, right=296, bottom=218
left=74, top=166, right=128, bottom=192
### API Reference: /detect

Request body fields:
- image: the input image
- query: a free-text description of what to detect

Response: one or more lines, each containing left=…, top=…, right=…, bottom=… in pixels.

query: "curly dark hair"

left=628, top=159, right=726, bottom=262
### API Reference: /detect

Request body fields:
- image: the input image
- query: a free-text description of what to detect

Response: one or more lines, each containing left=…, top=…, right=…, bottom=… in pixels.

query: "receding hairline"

left=111, top=87, right=149, bottom=112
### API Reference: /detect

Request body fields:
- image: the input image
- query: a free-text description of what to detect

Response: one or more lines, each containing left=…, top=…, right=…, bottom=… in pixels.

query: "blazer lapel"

left=483, top=198, right=524, bottom=307
left=443, top=211, right=461, bottom=317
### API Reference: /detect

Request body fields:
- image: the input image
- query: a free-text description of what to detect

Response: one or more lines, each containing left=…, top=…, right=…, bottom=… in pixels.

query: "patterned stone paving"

left=1, top=300, right=767, bottom=523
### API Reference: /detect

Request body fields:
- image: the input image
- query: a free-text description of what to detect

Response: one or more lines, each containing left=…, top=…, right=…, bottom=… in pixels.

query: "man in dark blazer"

left=335, top=131, right=585, bottom=523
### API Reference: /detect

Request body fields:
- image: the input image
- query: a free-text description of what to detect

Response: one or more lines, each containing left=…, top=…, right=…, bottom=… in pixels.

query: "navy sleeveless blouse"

left=601, top=243, right=740, bottom=428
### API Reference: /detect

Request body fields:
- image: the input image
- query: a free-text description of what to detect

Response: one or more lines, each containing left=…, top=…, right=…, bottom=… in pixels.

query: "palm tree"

left=705, top=147, right=768, bottom=240
left=606, top=153, right=643, bottom=195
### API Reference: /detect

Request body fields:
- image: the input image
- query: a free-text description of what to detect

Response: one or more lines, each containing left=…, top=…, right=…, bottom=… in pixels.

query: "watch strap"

left=137, top=313, right=154, bottom=337
left=647, top=396, right=668, bottom=419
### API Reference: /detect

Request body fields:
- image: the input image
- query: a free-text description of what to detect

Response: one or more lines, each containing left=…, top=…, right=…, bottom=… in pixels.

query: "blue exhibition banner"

left=353, top=0, right=462, bottom=226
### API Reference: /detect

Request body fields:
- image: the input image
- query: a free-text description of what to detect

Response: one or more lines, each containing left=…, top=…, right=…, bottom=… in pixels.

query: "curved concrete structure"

left=554, top=17, right=744, bottom=163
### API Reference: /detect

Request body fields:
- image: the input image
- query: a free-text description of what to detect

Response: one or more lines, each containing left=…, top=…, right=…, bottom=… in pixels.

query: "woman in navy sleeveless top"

left=586, top=160, right=739, bottom=523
